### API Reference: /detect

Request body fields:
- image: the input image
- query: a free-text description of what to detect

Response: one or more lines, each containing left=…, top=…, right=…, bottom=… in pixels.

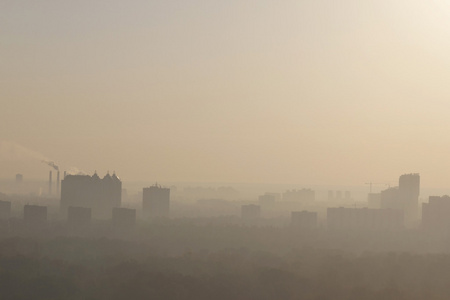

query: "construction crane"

left=365, top=182, right=389, bottom=193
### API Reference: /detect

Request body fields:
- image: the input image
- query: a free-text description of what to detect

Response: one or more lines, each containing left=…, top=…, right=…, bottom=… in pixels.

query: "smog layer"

left=3, top=1, right=450, bottom=299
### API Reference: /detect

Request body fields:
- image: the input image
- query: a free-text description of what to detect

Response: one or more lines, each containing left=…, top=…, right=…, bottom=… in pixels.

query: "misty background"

left=3, top=0, right=450, bottom=187
left=4, top=2, right=450, bottom=299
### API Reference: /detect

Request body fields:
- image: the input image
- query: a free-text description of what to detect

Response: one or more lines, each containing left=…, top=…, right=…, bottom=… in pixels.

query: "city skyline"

left=3, top=2, right=450, bottom=299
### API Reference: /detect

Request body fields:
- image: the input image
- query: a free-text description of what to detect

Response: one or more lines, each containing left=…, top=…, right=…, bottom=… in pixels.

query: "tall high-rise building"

left=380, top=173, right=419, bottom=226
left=143, top=184, right=170, bottom=218
left=422, top=195, right=450, bottom=235
left=61, top=172, right=122, bottom=219
left=399, top=173, right=420, bottom=223
left=0, top=200, right=11, bottom=220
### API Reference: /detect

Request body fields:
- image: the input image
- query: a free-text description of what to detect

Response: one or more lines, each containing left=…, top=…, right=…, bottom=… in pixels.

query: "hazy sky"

left=2, top=0, right=450, bottom=187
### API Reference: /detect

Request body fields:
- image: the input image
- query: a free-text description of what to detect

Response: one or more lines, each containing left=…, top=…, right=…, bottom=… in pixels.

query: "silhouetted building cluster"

left=328, top=190, right=351, bottom=201
left=327, top=207, right=404, bottom=231
left=291, top=211, right=317, bottom=229
left=143, top=184, right=170, bottom=218
left=258, top=193, right=280, bottom=205
left=283, top=189, right=315, bottom=202
left=241, top=204, right=261, bottom=219
left=61, top=172, right=122, bottom=219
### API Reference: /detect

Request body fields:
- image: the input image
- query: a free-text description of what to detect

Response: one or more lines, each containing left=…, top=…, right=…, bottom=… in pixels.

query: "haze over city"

left=3, top=1, right=450, bottom=299
left=3, top=0, right=450, bottom=186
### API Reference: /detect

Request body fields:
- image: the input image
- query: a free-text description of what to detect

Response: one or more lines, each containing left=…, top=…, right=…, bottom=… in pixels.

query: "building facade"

left=291, top=211, right=317, bottom=229
left=380, top=173, right=419, bottom=226
left=0, top=200, right=11, bottom=220
left=143, top=184, right=170, bottom=218
left=241, top=204, right=261, bottom=219
left=61, top=172, right=122, bottom=219
left=422, top=195, right=450, bottom=235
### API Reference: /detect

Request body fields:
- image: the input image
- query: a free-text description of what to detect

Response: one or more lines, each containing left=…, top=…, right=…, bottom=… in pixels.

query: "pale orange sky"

left=2, top=0, right=450, bottom=187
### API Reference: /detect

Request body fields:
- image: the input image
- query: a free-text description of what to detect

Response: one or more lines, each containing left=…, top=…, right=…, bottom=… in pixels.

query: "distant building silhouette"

left=258, top=193, right=278, bottom=205
left=399, top=173, right=420, bottom=223
left=60, top=172, right=121, bottom=219
left=282, top=189, right=315, bottom=202
left=291, top=211, right=317, bottom=229
left=380, top=187, right=398, bottom=207
left=344, top=191, right=351, bottom=200
left=328, top=190, right=352, bottom=201
left=112, top=207, right=136, bottom=229
left=67, top=206, right=91, bottom=230
left=24, top=205, right=47, bottom=227
left=241, top=204, right=261, bottom=219
left=368, top=193, right=381, bottom=209
left=0, top=200, right=11, bottom=219
left=327, top=207, right=403, bottom=231
left=380, top=173, right=419, bottom=226
left=15, top=174, right=23, bottom=184
left=422, top=195, right=450, bottom=235
left=328, top=190, right=334, bottom=201
left=143, top=184, right=170, bottom=218
left=183, top=186, right=238, bottom=200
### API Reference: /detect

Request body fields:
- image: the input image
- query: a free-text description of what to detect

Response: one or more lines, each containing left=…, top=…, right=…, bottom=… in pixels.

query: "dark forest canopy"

left=1, top=236, right=450, bottom=300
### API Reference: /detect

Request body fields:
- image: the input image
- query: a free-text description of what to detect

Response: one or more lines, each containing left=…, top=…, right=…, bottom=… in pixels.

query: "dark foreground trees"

left=1, top=237, right=450, bottom=299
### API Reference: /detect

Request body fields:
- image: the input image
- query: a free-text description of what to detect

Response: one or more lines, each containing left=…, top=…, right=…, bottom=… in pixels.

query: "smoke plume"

left=67, top=167, right=86, bottom=175
left=42, top=160, right=59, bottom=171
left=0, top=140, right=59, bottom=171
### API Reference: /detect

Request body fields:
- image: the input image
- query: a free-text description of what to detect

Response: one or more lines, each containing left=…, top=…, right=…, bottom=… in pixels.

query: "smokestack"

left=49, top=170, right=52, bottom=196
left=56, top=171, right=60, bottom=197
left=64, top=171, right=66, bottom=179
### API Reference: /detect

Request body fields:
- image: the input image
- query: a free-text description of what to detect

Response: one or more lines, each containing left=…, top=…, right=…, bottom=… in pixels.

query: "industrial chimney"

left=49, top=170, right=52, bottom=196
left=56, top=171, right=60, bottom=197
